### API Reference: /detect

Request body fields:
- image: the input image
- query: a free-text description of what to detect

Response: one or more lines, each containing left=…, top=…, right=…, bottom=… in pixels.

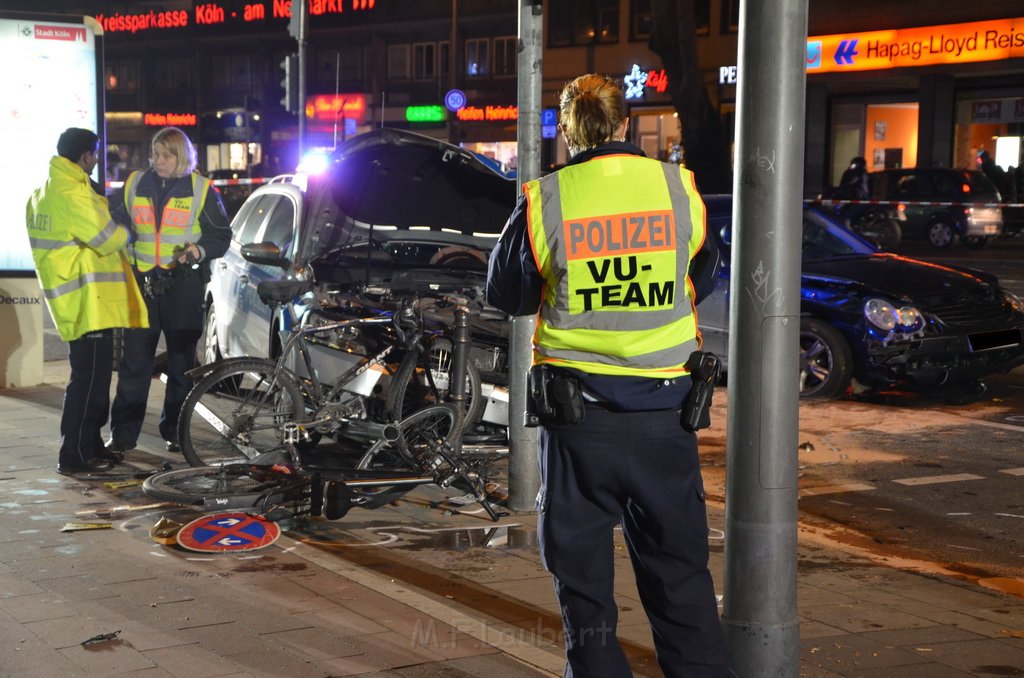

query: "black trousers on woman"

left=537, top=405, right=730, bottom=678
left=108, top=270, right=204, bottom=448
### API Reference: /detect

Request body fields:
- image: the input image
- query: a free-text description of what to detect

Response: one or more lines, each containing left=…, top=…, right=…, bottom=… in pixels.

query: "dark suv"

left=870, top=168, right=1003, bottom=249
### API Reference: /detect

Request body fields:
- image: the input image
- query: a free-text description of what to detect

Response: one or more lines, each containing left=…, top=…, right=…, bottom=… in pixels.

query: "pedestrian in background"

left=106, top=127, right=230, bottom=457
left=486, top=73, right=730, bottom=676
left=26, top=127, right=148, bottom=475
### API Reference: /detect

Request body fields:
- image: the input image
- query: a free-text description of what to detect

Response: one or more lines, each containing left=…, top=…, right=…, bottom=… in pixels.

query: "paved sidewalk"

left=0, top=363, right=1022, bottom=677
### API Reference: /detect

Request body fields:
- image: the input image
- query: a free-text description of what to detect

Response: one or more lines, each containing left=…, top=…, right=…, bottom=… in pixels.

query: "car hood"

left=326, top=128, right=518, bottom=235
left=802, top=253, right=992, bottom=299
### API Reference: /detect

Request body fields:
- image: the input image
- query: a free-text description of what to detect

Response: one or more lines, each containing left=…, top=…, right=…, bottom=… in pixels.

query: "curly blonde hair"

left=558, top=73, right=627, bottom=156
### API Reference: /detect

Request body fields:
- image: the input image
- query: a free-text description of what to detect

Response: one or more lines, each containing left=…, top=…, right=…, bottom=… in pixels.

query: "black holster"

left=680, top=351, right=721, bottom=432
left=525, top=364, right=586, bottom=427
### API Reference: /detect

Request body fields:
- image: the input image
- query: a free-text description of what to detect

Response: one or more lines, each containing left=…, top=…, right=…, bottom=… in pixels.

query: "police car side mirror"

left=241, top=242, right=289, bottom=268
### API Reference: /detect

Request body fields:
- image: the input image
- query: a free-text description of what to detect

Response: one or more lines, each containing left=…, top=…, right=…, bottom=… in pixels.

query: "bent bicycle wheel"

left=178, top=358, right=306, bottom=467
left=385, top=338, right=483, bottom=424
left=142, top=465, right=294, bottom=511
left=352, top=405, right=459, bottom=506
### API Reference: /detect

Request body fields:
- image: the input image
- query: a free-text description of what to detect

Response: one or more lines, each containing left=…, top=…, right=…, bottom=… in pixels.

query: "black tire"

left=385, top=338, right=483, bottom=424
left=142, top=464, right=292, bottom=510
left=928, top=221, right=955, bottom=248
left=178, top=358, right=305, bottom=467
left=798, top=318, right=853, bottom=399
left=197, top=301, right=221, bottom=367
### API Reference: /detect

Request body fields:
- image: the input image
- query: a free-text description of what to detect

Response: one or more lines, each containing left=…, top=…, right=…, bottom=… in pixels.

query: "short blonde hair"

left=150, top=127, right=198, bottom=177
left=559, top=73, right=627, bottom=156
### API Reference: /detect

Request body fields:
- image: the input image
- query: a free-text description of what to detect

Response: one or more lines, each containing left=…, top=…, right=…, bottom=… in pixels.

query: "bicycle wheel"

left=142, top=465, right=296, bottom=511
left=385, top=338, right=483, bottom=423
left=179, top=358, right=305, bottom=467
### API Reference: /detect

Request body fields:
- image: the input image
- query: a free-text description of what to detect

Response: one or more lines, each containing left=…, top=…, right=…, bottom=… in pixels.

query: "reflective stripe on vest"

left=40, top=270, right=134, bottom=301
left=525, top=155, right=703, bottom=377
left=126, top=171, right=208, bottom=271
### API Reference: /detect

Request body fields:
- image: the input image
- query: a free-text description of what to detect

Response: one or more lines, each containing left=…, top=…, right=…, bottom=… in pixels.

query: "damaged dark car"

left=696, top=195, right=1024, bottom=398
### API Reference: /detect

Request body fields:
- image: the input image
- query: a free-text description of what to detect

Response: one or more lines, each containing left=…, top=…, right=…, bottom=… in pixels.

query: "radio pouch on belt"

left=525, top=365, right=586, bottom=427
left=680, top=351, right=721, bottom=432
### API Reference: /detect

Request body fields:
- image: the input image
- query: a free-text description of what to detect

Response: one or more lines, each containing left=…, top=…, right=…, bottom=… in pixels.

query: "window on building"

left=722, top=0, right=740, bottom=33
left=493, top=36, right=516, bottom=77
left=630, top=0, right=707, bottom=41
left=695, top=0, right=710, bottom=34
left=105, top=60, right=139, bottom=93
left=387, top=44, right=411, bottom=80
left=466, top=38, right=489, bottom=77
left=211, top=54, right=252, bottom=89
left=153, top=57, right=193, bottom=90
left=413, top=42, right=437, bottom=80
left=440, top=41, right=451, bottom=85
left=316, top=48, right=363, bottom=85
left=550, top=0, right=620, bottom=46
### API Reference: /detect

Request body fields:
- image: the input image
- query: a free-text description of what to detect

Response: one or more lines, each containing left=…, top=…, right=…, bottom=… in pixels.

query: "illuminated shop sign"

left=623, top=64, right=669, bottom=100
left=406, top=106, right=447, bottom=122
left=456, top=105, right=517, bottom=122
left=95, top=0, right=377, bottom=35
left=718, top=17, right=1024, bottom=82
left=307, top=94, right=367, bottom=123
left=143, top=112, right=197, bottom=126
left=808, top=17, right=1024, bottom=73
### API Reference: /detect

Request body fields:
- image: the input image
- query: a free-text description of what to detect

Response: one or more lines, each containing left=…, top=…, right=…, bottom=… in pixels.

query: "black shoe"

left=99, top=443, right=125, bottom=463
left=56, top=458, right=115, bottom=475
left=165, top=440, right=181, bottom=453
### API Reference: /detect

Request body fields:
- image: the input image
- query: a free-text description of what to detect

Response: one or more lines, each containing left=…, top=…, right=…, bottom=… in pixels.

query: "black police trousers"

left=60, top=330, right=114, bottom=467
left=537, top=405, right=729, bottom=677
left=109, top=270, right=204, bottom=447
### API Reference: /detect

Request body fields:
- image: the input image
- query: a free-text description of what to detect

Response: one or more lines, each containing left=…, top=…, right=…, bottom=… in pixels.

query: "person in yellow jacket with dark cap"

left=26, top=127, right=148, bottom=475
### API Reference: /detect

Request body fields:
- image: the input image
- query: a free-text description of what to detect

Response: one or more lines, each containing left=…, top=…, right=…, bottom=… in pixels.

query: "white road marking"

left=799, top=482, right=875, bottom=497
left=892, top=473, right=984, bottom=486
left=1000, top=467, right=1024, bottom=476
left=995, top=513, right=1024, bottom=519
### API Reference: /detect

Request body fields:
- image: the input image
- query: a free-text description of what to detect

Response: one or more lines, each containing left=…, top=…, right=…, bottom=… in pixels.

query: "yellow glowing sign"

left=807, top=17, right=1024, bottom=74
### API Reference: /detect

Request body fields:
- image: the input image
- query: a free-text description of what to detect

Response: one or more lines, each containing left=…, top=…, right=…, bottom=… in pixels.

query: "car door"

left=695, top=213, right=732, bottom=363
left=216, top=194, right=273, bottom=358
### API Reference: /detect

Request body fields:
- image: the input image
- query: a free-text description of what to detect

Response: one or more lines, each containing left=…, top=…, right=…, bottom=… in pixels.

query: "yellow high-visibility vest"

left=26, top=156, right=148, bottom=341
left=124, top=170, right=210, bottom=272
left=523, top=153, right=704, bottom=377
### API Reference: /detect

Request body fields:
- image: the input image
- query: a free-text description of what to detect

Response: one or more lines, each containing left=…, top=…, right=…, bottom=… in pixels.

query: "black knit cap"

left=56, top=128, right=99, bottom=162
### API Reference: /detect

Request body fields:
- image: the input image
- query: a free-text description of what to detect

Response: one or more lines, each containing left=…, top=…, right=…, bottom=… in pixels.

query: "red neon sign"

left=95, top=0, right=377, bottom=34
left=307, top=94, right=367, bottom=122
left=456, top=105, right=518, bottom=122
left=143, top=113, right=198, bottom=127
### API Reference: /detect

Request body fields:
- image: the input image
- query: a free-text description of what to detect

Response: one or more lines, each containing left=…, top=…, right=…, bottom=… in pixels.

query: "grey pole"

left=296, top=0, right=308, bottom=159
left=722, top=0, right=807, bottom=675
left=508, top=0, right=543, bottom=512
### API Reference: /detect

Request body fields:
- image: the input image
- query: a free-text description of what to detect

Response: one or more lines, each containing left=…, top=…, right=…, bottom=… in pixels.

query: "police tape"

left=106, top=176, right=271, bottom=190
left=814, top=198, right=1024, bottom=209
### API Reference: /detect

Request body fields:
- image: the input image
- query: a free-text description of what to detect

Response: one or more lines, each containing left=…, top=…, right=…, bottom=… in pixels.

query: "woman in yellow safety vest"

left=486, top=74, right=730, bottom=676
left=105, top=127, right=231, bottom=458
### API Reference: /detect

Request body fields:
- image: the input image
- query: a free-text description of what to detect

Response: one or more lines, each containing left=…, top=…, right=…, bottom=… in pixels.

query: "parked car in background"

left=870, top=168, right=1003, bottom=249
left=199, top=128, right=517, bottom=378
left=696, top=195, right=1024, bottom=398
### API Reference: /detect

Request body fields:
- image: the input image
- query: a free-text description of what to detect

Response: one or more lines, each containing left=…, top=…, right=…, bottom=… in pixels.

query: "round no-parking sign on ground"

left=176, top=512, right=280, bottom=553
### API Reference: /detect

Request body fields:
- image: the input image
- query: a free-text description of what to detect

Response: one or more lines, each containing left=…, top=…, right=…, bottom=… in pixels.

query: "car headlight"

left=864, top=298, right=925, bottom=333
left=1005, top=291, right=1024, bottom=314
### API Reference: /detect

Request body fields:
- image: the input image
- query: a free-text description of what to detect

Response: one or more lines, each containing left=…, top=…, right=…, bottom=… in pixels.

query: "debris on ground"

left=149, top=516, right=184, bottom=545
left=60, top=522, right=112, bottom=532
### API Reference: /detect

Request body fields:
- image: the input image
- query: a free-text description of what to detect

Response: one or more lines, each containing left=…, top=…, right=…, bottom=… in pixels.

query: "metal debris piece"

left=60, top=522, right=113, bottom=532
left=149, top=516, right=184, bottom=545
left=103, top=479, right=143, bottom=489
left=80, top=630, right=121, bottom=646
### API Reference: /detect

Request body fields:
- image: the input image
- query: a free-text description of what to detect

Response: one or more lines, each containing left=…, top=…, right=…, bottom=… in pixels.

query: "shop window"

left=493, top=36, right=516, bottom=77
left=413, top=42, right=437, bottom=80
left=466, top=38, right=489, bottom=77
left=387, top=44, right=411, bottom=80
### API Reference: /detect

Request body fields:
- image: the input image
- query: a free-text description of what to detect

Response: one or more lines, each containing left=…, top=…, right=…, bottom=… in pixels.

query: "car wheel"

left=962, top=235, right=990, bottom=249
left=197, top=302, right=221, bottom=367
left=927, top=221, right=955, bottom=248
left=798, top=318, right=853, bottom=400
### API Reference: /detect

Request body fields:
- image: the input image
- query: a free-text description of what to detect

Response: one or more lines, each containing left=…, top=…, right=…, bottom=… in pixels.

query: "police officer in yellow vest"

left=105, top=127, right=230, bottom=457
left=26, top=128, right=149, bottom=475
left=487, top=74, right=730, bottom=676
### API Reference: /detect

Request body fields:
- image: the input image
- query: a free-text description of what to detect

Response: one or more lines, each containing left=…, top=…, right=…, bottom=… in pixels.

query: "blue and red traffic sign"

left=176, top=512, right=281, bottom=553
